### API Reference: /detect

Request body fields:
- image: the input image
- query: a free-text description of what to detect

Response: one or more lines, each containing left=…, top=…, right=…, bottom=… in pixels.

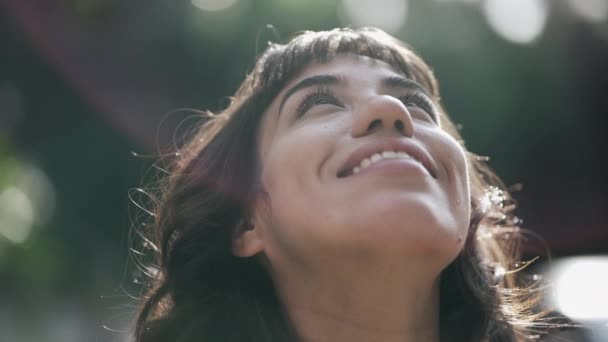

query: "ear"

left=231, top=219, right=264, bottom=257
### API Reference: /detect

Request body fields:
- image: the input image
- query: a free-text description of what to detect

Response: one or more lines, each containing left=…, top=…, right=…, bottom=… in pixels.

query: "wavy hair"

left=131, top=27, right=550, bottom=342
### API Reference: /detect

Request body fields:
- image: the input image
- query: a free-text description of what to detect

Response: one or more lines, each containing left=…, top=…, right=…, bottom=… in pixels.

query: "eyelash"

left=296, top=86, right=341, bottom=117
left=296, top=87, right=437, bottom=123
left=397, top=91, right=438, bottom=123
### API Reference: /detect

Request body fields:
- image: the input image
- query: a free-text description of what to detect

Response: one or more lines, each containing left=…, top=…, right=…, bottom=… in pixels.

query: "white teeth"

left=382, top=151, right=396, bottom=158
left=351, top=150, right=417, bottom=175
left=397, top=151, right=412, bottom=159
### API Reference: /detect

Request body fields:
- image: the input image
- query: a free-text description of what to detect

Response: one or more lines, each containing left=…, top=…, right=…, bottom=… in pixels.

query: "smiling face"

left=243, top=54, right=471, bottom=277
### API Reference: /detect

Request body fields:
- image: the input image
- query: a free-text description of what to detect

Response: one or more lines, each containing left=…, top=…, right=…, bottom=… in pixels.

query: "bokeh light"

left=339, top=0, right=409, bottom=34
left=567, top=0, right=608, bottom=24
left=0, top=187, right=34, bottom=244
left=547, top=256, right=608, bottom=321
left=432, top=0, right=479, bottom=4
left=482, top=0, right=548, bottom=44
left=191, top=0, right=239, bottom=12
left=0, top=158, right=55, bottom=245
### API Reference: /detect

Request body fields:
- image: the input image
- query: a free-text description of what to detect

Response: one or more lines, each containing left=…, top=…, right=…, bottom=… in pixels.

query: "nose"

left=351, top=95, right=414, bottom=138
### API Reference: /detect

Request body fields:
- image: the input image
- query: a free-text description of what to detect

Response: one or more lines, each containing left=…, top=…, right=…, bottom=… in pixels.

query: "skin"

left=232, top=54, right=471, bottom=342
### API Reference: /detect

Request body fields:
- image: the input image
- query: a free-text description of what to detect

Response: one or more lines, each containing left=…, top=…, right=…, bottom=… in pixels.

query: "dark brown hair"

left=131, top=27, right=549, bottom=342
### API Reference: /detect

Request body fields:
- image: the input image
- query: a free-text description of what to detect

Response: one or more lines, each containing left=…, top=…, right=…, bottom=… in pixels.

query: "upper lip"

left=336, top=138, right=437, bottom=178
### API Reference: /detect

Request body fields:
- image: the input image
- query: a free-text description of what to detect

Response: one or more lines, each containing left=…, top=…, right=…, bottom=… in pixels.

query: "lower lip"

left=348, top=158, right=431, bottom=178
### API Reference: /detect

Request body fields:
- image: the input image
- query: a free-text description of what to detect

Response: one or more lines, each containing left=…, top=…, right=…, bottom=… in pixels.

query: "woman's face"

left=249, top=54, right=470, bottom=275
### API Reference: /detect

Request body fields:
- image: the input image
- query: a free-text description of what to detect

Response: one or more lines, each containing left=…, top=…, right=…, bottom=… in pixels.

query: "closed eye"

left=397, top=91, right=438, bottom=123
left=296, top=86, right=343, bottom=117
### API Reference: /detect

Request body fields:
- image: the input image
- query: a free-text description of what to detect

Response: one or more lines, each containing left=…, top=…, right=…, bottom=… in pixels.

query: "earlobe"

left=231, top=220, right=264, bottom=257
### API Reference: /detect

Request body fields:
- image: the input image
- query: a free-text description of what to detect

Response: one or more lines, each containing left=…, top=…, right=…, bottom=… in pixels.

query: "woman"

left=132, top=27, right=548, bottom=341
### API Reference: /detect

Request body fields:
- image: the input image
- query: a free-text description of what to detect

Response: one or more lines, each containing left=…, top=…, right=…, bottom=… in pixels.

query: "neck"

left=273, top=259, right=441, bottom=342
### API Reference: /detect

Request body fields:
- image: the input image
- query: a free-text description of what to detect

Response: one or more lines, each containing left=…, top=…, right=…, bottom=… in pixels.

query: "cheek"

left=260, top=128, right=326, bottom=201
left=256, top=127, right=340, bottom=265
left=259, top=118, right=344, bottom=205
left=442, top=135, right=471, bottom=238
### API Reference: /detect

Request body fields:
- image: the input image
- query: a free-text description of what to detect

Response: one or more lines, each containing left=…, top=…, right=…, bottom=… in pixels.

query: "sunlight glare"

left=340, top=0, right=409, bottom=34
left=482, top=0, right=548, bottom=44
left=548, top=256, right=608, bottom=321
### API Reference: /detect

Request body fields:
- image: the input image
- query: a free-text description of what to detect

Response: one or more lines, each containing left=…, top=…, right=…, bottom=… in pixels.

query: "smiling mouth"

left=337, top=150, right=429, bottom=178
left=336, top=138, right=437, bottom=180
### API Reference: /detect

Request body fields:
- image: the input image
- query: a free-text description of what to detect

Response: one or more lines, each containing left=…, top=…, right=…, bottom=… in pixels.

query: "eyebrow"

left=278, top=74, right=342, bottom=116
left=381, top=76, right=432, bottom=97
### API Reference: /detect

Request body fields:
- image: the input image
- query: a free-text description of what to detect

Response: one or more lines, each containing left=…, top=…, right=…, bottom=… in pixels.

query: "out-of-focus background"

left=1, top=0, right=607, bottom=341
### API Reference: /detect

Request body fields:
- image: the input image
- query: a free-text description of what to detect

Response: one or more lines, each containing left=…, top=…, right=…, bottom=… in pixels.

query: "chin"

left=341, top=201, right=466, bottom=259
